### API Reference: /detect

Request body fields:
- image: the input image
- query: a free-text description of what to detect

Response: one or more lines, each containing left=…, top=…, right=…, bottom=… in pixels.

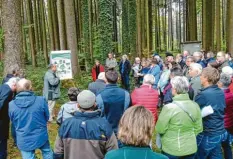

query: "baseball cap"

left=165, top=52, right=173, bottom=57
left=77, top=90, right=96, bottom=109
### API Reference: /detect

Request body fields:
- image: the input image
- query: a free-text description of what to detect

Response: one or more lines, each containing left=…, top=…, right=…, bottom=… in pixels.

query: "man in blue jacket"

left=0, top=78, right=18, bottom=159
left=9, top=79, right=53, bottom=159
left=54, top=90, right=118, bottom=159
left=147, top=59, right=161, bottom=89
left=96, top=69, right=130, bottom=135
left=195, top=67, right=227, bottom=159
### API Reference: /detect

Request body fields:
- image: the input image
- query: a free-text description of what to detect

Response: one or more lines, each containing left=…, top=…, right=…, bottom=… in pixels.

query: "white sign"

left=50, top=50, right=73, bottom=80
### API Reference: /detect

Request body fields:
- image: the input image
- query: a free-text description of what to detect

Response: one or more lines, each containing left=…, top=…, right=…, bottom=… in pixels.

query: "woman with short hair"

left=156, top=76, right=203, bottom=159
left=105, top=106, right=168, bottom=159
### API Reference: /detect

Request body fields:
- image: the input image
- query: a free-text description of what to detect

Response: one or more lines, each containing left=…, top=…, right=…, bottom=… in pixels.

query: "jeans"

left=121, top=74, right=130, bottom=91
left=162, top=152, right=195, bottom=159
left=0, top=139, right=7, bottom=159
left=20, top=140, right=53, bottom=159
left=196, top=131, right=227, bottom=159
left=222, top=131, right=233, bottom=159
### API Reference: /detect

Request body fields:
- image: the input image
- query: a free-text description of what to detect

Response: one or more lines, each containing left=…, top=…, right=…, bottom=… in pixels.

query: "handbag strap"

left=173, top=101, right=196, bottom=123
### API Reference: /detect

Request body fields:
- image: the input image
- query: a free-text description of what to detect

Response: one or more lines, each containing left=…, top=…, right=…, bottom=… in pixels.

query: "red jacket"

left=224, top=88, right=233, bottom=129
left=91, top=65, right=105, bottom=81
left=131, top=85, right=159, bottom=122
left=229, top=78, right=233, bottom=94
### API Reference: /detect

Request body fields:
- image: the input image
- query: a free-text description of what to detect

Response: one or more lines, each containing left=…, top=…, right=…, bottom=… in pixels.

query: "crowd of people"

left=0, top=50, right=233, bottom=159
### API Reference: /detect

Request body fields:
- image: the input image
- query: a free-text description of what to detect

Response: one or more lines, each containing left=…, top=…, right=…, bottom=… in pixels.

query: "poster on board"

left=50, top=50, right=73, bottom=80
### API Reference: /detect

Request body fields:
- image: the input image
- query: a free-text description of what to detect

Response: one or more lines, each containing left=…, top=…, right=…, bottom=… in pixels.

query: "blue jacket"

left=96, top=84, right=130, bottom=134
left=197, top=60, right=207, bottom=68
left=0, top=84, right=13, bottom=140
left=54, top=110, right=118, bottom=159
left=147, top=65, right=161, bottom=89
left=9, top=91, right=49, bottom=151
left=2, top=74, right=14, bottom=84
left=195, top=85, right=225, bottom=136
left=206, top=57, right=215, bottom=64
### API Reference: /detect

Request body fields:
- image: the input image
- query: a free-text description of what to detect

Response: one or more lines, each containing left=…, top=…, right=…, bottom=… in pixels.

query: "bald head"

left=17, top=79, right=32, bottom=93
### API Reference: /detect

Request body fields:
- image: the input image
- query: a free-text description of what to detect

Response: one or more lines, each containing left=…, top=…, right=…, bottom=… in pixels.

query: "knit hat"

left=77, top=90, right=96, bottom=109
left=165, top=52, right=173, bottom=57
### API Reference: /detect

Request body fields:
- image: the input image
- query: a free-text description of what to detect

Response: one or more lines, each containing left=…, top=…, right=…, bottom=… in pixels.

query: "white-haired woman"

left=156, top=76, right=203, bottom=159
left=119, top=54, right=131, bottom=91
left=189, top=63, right=203, bottom=99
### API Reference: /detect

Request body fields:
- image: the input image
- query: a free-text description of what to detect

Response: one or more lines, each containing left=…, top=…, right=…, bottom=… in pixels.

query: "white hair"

left=219, top=73, right=232, bottom=88
left=171, top=76, right=189, bottom=94
left=17, top=78, right=32, bottom=92
left=193, top=51, right=203, bottom=57
left=190, top=63, right=203, bottom=75
left=222, top=66, right=233, bottom=77
left=143, top=74, right=155, bottom=85
left=98, top=72, right=105, bottom=80
left=6, top=77, right=20, bottom=88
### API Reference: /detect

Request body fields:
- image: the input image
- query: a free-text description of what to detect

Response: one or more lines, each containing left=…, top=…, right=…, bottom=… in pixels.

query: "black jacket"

left=0, top=84, right=13, bottom=140
left=119, top=60, right=131, bottom=75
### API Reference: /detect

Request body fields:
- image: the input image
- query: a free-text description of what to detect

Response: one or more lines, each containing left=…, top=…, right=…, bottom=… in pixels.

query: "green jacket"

left=105, top=146, right=168, bottom=159
left=43, top=70, right=60, bottom=101
left=156, top=94, right=203, bottom=156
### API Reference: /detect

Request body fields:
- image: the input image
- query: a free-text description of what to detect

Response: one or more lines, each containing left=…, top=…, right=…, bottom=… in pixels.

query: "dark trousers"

left=222, top=131, right=233, bottom=159
left=11, top=123, right=16, bottom=145
left=162, top=152, right=195, bottom=159
left=0, top=139, right=7, bottom=159
left=121, top=74, right=130, bottom=91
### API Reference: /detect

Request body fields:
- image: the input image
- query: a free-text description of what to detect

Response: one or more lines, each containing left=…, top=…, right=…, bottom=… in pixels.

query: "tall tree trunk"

left=2, top=0, right=23, bottom=74
left=226, top=0, right=233, bottom=53
left=146, top=0, right=150, bottom=57
left=26, top=0, right=37, bottom=67
left=112, top=0, right=118, bottom=53
left=136, top=0, right=142, bottom=57
left=98, top=0, right=113, bottom=60
left=128, top=0, right=137, bottom=56
left=186, top=0, right=197, bottom=41
left=89, top=0, right=93, bottom=60
left=51, top=0, right=60, bottom=50
left=215, top=0, right=221, bottom=51
left=202, top=0, right=214, bottom=51
left=148, top=0, right=153, bottom=52
left=32, top=0, right=39, bottom=53
left=40, top=0, right=49, bottom=64
left=47, top=0, right=55, bottom=50
left=57, top=0, right=67, bottom=50
left=122, top=0, right=130, bottom=53
left=64, top=0, right=79, bottom=75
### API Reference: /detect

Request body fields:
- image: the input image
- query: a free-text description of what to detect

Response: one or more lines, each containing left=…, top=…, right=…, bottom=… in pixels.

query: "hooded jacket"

left=54, top=110, right=118, bottom=159
left=57, top=101, right=79, bottom=125
left=9, top=91, right=50, bottom=151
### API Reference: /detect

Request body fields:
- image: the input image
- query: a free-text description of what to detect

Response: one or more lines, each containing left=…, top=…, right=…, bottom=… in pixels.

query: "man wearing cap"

left=165, top=52, right=174, bottom=63
left=54, top=90, right=118, bottom=159
left=88, top=72, right=106, bottom=95
left=43, top=64, right=60, bottom=122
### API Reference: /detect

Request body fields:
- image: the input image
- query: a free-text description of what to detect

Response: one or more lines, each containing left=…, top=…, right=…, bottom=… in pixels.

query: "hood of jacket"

left=63, top=101, right=79, bottom=114
left=14, top=91, right=36, bottom=108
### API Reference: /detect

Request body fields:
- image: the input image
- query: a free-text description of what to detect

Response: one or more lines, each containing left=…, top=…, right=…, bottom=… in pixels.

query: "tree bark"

left=226, top=0, right=233, bottom=53
left=136, top=0, right=142, bottom=57
left=122, top=0, right=130, bottom=53
left=2, top=0, right=23, bottom=74
left=186, top=0, right=197, bottom=41
left=26, top=0, right=37, bottom=67
left=40, top=0, right=49, bottom=65
left=57, top=0, right=67, bottom=50
left=215, top=0, right=221, bottom=51
left=47, top=0, right=55, bottom=50
left=64, top=0, right=79, bottom=75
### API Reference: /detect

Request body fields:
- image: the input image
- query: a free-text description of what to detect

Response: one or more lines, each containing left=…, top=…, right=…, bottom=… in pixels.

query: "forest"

left=0, top=0, right=233, bottom=76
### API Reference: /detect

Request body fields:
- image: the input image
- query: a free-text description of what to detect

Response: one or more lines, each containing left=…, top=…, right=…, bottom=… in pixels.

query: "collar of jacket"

left=16, top=91, right=34, bottom=97
left=96, top=79, right=105, bottom=83
left=191, top=75, right=200, bottom=81
left=201, top=84, right=218, bottom=91
left=106, top=83, right=118, bottom=88
left=74, top=109, right=101, bottom=119
left=173, top=93, right=190, bottom=101
left=48, top=69, right=55, bottom=74
left=140, top=84, right=153, bottom=89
